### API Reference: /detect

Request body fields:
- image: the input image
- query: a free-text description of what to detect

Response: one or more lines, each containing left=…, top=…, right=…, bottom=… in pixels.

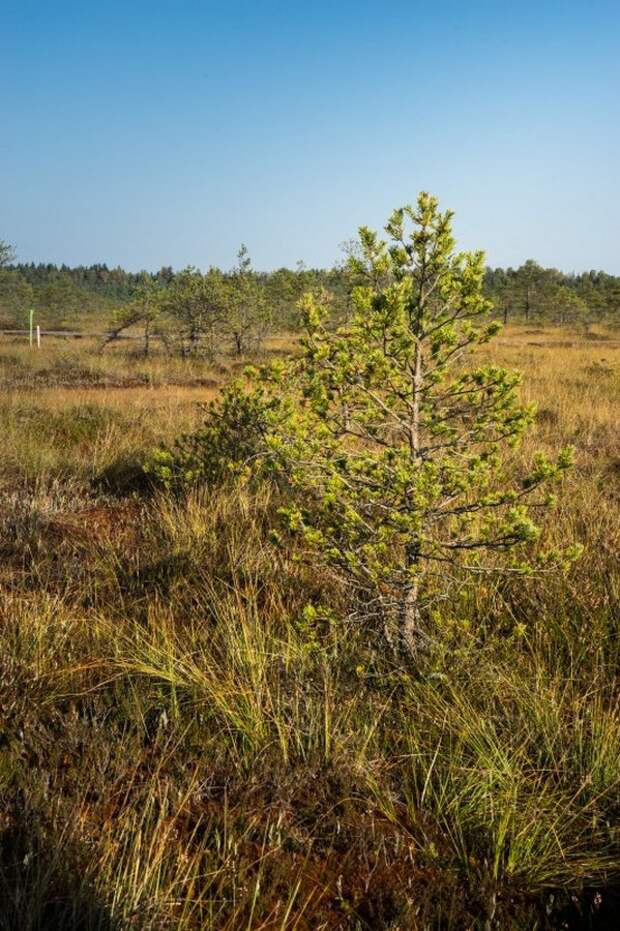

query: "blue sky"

left=2, top=1, right=619, bottom=272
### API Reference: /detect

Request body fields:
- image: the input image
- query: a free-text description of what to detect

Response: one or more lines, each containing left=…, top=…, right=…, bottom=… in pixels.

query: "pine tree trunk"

left=403, top=578, right=422, bottom=656
left=402, top=337, right=425, bottom=657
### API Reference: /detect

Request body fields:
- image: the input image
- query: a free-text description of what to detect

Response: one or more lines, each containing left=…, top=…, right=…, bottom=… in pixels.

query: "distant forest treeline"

left=1, top=244, right=620, bottom=343
left=8, top=261, right=175, bottom=300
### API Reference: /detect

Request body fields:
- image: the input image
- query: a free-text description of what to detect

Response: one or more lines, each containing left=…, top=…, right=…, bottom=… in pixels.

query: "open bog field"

left=1, top=327, right=620, bottom=929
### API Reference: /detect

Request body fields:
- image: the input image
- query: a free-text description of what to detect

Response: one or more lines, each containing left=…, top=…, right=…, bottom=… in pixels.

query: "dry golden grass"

left=1, top=326, right=619, bottom=929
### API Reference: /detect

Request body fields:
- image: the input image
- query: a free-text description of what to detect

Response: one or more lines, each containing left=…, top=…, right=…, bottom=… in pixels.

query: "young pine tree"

left=161, top=267, right=227, bottom=357
left=150, top=194, right=578, bottom=658
left=267, top=194, right=577, bottom=655
left=227, top=245, right=270, bottom=356
left=103, top=277, right=166, bottom=356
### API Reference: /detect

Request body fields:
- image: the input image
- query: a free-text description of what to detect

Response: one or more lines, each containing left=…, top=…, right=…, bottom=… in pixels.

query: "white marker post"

left=36, top=325, right=41, bottom=348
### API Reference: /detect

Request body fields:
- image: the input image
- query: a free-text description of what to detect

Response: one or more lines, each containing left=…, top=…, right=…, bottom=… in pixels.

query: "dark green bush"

left=144, top=381, right=281, bottom=490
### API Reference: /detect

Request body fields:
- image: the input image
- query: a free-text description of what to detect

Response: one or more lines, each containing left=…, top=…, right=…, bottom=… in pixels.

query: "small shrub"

left=144, top=381, right=282, bottom=490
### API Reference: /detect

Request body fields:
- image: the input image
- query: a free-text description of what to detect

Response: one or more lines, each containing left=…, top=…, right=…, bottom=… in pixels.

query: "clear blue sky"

left=2, top=1, right=619, bottom=273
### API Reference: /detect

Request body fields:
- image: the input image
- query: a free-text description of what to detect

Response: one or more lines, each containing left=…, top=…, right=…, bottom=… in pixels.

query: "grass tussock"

left=1, top=327, right=620, bottom=928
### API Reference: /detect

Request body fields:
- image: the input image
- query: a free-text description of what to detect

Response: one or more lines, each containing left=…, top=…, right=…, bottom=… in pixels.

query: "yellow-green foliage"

left=152, top=197, right=581, bottom=658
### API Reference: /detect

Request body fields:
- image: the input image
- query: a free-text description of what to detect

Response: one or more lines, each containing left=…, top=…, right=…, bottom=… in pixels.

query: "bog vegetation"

left=2, top=215, right=620, bottom=341
left=1, top=198, right=620, bottom=929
